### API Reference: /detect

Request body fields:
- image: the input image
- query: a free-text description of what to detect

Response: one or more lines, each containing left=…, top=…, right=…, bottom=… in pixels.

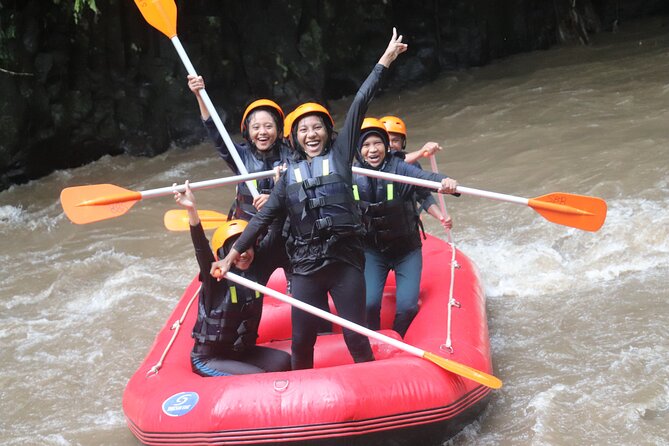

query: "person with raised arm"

left=212, top=29, right=408, bottom=370
left=187, top=77, right=292, bottom=286
left=173, top=181, right=291, bottom=376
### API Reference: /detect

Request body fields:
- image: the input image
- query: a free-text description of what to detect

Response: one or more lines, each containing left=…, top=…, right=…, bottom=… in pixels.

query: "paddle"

left=61, top=170, right=276, bottom=224
left=164, top=209, right=228, bottom=231
left=132, top=0, right=259, bottom=198
left=221, top=271, right=502, bottom=389
left=352, top=166, right=607, bottom=232
left=428, top=154, right=450, bottom=222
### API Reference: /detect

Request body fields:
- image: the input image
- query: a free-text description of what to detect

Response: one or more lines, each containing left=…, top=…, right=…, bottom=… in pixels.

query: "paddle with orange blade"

left=132, top=0, right=259, bottom=198
left=221, top=271, right=502, bottom=389
left=61, top=170, right=275, bottom=225
left=352, top=166, right=607, bottom=231
left=164, top=209, right=228, bottom=231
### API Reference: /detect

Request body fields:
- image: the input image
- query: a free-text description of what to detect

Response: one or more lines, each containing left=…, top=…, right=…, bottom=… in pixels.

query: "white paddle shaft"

left=171, top=36, right=260, bottom=198
left=140, top=170, right=275, bottom=199
left=351, top=166, right=529, bottom=206
left=225, top=272, right=425, bottom=358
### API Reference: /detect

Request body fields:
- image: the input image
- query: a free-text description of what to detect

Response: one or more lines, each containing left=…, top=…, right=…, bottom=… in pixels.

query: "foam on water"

left=0, top=202, right=63, bottom=233
left=451, top=186, right=669, bottom=300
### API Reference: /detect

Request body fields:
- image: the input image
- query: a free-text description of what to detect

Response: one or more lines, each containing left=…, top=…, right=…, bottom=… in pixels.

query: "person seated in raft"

left=173, top=181, right=291, bottom=376
left=353, top=118, right=457, bottom=337
left=380, top=115, right=443, bottom=166
left=211, top=28, right=408, bottom=370
left=187, top=77, right=292, bottom=286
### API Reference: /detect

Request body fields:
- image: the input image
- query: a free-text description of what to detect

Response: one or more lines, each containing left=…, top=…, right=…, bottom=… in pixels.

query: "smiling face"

left=361, top=134, right=387, bottom=168
left=247, top=110, right=278, bottom=152
left=233, top=247, right=255, bottom=271
left=388, top=132, right=405, bottom=152
left=296, top=115, right=329, bottom=159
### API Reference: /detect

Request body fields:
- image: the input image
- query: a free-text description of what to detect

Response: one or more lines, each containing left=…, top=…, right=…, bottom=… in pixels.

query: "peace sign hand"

left=379, top=27, right=408, bottom=68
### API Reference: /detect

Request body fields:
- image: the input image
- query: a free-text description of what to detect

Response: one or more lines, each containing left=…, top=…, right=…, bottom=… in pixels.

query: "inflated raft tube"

left=123, top=234, right=494, bottom=445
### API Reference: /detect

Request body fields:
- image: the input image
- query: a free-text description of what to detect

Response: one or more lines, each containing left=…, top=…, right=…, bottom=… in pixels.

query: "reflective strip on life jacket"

left=229, top=286, right=261, bottom=304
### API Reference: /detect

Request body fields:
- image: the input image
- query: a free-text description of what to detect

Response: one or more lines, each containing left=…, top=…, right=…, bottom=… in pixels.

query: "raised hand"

left=173, top=180, right=200, bottom=226
left=379, top=27, right=408, bottom=68
left=187, top=75, right=205, bottom=95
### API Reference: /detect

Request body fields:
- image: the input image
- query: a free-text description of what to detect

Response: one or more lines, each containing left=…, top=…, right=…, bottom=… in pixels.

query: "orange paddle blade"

left=164, top=210, right=228, bottom=231
left=423, top=352, right=502, bottom=389
left=60, top=184, right=141, bottom=224
left=528, top=192, right=607, bottom=232
left=133, top=0, right=177, bottom=38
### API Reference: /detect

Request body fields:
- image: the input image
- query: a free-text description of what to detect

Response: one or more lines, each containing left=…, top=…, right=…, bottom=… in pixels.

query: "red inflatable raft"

left=123, top=234, right=495, bottom=445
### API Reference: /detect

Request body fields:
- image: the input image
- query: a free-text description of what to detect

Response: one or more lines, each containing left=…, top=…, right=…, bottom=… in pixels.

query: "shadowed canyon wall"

left=0, top=0, right=667, bottom=189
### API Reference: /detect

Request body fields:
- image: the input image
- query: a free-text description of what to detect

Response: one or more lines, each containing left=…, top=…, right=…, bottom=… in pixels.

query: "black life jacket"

left=353, top=157, right=422, bottom=255
left=230, top=143, right=289, bottom=221
left=285, top=151, right=363, bottom=242
left=192, top=284, right=263, bottom=352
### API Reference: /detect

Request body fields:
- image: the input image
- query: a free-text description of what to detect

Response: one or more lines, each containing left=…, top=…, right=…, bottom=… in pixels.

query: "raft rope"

left=428, top=154, right=461, bottom=354
left=440, top=230, right=461, bottom=354
left=146, top=283, right=201, bottom=377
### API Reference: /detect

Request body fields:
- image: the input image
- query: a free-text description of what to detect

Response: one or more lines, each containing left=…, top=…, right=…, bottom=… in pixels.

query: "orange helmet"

left=361, top=117, right=389, bottom=138
left=379, top=115, right=407, bottom=137
left=283, top=110, right=295, bottom=139
left=211, top=219, right=248, bottom=260
left=288, top=102, right=334, bottom=136
left=359, top=117, right=390, bottom=150
left=240, top=99, right=284, bottom=135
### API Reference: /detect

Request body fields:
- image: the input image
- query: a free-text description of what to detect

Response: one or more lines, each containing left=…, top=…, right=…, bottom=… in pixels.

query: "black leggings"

left=290, top=262, right=374, bottom=369
left=191, top=346, right=291, bottom=377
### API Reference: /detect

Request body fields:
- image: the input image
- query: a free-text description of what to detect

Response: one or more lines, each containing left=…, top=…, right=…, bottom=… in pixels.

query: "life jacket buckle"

left=314, top=216, right=333, bottom=230
left=308, top=197, right=327, bottom=209
left=302, top=177, right=322, bottom=189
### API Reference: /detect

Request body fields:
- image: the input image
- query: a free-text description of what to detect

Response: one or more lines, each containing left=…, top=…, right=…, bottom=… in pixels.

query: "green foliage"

left=0, top=13, right=17, bottom=65
left=73, top=0, right=99, bottom=23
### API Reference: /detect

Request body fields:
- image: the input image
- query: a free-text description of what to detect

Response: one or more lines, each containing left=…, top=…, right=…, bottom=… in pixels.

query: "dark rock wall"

left=0, top=0, right=667, bottom=190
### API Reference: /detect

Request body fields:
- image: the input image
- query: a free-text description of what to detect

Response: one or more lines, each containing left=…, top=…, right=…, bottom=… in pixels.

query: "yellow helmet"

left=379, top=115, right=407, bottom=137
left=211, top=219, right=248, bottom=260
left=240, top=99, right=284, bottom=137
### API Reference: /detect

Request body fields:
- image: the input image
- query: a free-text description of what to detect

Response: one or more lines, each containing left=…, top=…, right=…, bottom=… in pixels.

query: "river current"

left=1, top=17, right=668, bottom=446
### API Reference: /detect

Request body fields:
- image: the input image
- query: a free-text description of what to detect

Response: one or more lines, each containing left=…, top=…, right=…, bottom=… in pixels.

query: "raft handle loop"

left=449, top=298, right=461, bottom=309
left=273, top=379, right=290, bottom=392
left=439, top=343, right=454, bottom=354
left=146, top=283, right=201, bottom=377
